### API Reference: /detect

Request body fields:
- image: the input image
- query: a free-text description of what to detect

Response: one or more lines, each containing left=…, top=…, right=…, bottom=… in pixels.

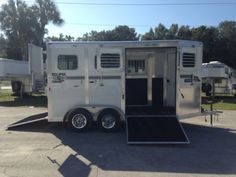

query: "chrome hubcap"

left=101, top=114, right=116, bottom=129
left=72, top=114, right=87, bottom=129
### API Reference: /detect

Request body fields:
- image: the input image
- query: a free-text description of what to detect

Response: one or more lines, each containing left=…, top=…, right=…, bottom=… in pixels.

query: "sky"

left=1, top=0, right=236, bottom=38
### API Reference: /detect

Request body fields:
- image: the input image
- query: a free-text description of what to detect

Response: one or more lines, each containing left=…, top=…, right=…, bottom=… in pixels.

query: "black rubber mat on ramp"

left=126, top=115, right=189, bottom=144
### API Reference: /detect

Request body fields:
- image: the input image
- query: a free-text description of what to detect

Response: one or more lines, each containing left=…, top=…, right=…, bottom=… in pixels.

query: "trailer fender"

left=97, top=107, right=125, bottom=121
left=63, top=108, right=91, bottom=124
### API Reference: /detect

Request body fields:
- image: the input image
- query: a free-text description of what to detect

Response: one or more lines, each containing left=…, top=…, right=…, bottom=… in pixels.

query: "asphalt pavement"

left=0, top=107, right=236, bottom=177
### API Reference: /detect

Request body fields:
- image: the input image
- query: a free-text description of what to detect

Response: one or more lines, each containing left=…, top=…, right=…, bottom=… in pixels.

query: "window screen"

left=182, top=53, right=195, bottom=67
left=101, top=53, right=120, bottom=68
left=58, top=55, right=78, bottom=70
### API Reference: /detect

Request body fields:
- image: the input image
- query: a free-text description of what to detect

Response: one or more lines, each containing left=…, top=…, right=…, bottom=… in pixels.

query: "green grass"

left=202, top=95, right=236, bottom=110
left=0, top=81, right=11, bottom=86
left=0, top=90, right=47, bottom=107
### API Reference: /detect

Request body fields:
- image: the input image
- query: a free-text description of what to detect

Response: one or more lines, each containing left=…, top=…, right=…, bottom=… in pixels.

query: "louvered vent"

left=182, top=53, right=195, bottom=67
left=101, top=53, right=120, bottom=68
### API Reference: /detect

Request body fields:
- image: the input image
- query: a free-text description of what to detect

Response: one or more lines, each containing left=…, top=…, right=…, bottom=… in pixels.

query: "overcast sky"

left=1, top=0, right=236, bottom=38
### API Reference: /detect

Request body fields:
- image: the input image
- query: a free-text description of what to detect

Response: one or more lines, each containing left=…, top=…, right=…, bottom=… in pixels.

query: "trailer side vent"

left=101, top=53, right=120, bottom=68
left=182, top=53, right=195, bottom=67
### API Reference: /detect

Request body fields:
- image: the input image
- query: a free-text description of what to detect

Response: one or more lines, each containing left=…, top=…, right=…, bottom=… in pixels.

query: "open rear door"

left=178, top=46, right=202, bottom=116
left=125, top=47, right=189, bottom=144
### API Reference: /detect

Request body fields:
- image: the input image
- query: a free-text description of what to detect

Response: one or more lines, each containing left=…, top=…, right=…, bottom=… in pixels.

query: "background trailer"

left=45, top=40, right=203, bottom=144
left=202, top=61, right=236, bottom=96
left=0, top=44, right=45, bottom=95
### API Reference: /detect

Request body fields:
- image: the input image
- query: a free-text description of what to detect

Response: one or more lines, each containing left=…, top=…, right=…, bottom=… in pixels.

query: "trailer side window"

left=182, top=53, right=195, bottom=67
left=100, top=53, right=120, bottom=68
left=58, top=55, right=78, bottom=70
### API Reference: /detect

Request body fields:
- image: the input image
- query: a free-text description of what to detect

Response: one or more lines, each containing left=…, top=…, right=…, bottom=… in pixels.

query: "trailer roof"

left=47, top=40, right=202, bottom=47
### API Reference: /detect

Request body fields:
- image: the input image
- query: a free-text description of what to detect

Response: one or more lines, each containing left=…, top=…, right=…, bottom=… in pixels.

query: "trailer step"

left=7, top=112, right=48, bottom=129
left=126, top=115, right=189, bottom=144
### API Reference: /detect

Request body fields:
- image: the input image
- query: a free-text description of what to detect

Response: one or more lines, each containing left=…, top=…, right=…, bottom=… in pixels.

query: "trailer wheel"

left=11, top=81, right=22, bottom=93
left=67, top=109, right=92, bottom=132
left=97, top=109, right=121, bottom=132
left=202, top=83, right=212, bottom=93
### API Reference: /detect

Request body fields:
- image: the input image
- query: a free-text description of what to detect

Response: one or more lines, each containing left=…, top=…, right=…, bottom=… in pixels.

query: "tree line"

left=0, top=0, right=236, bottom=68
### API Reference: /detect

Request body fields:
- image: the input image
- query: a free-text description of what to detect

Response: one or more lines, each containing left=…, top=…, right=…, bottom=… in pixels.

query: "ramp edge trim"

left=6, top=116, right=48, bottom=129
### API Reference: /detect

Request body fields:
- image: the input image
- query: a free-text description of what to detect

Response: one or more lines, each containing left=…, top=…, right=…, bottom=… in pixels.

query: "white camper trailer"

left=202, top=61, right=236, bottom=96
left=0, top=44, right=45, bottom=95
left=46, top=40, right=203, bottom=144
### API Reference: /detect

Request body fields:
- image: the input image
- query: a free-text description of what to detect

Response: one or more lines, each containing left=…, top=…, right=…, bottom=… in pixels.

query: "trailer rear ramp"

left=7, top=112, right=48, bottom=129
left=126, top=115, right=189, bottom=144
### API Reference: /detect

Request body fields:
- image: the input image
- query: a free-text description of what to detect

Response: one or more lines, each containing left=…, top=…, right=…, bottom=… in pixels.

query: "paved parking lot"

left=0, top=106, right=236, bottom=177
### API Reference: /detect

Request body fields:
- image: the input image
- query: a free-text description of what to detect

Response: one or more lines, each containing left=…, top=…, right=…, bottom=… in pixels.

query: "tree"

left=46, top=33, right=74, bottom=41
left=142, top=28, right=155, bottom=40
left=217, top=21, right=236, bottom=68
left=31, top=0, right=64, bottom=46
left=154, top=23, right=168, bottom=39
left=0, top=0, right=63, bottom=60
left=167, top=24, right=178, bottom=39
left=0, top=34, right=8, bottom=58
left=111, top=25, right=138, bottom=41
left=192, top=26, right=219, bottom=63
left=177, top=25, right=192, bottom=39
left=80, top=26, right=138, bottom=41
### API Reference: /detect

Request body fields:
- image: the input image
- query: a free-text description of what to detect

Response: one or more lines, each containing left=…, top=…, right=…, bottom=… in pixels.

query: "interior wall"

left=125, top=48, right=176, bottom=109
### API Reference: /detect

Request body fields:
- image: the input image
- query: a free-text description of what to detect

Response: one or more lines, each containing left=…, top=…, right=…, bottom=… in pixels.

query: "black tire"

left=97, top=109, right=121, bottom=132
left=202, top=83, right=212, bottom=93
left=67, top=109, right=92, bottom=132
left=11, top=81, right=21, bottom=93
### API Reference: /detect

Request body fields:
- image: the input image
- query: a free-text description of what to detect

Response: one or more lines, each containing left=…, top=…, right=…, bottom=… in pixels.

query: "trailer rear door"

left=178, top=46, right=202, bottom=116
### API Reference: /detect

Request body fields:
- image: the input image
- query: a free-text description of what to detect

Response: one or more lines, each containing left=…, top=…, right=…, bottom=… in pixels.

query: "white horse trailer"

left=0, top=58, right=32, bottom=94
left=46, top=40, right=203, bottom=144
left=0, top=44, right=45, bottom=95
left=202, top=61, right=236, bottom=96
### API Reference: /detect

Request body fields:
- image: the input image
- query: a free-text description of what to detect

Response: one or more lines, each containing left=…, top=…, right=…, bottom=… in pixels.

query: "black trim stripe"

left=89, top=76, right=121, bottom=79
left=66, top=76, right=85, bottom=80
left=65, top=76, right=121, bottom=80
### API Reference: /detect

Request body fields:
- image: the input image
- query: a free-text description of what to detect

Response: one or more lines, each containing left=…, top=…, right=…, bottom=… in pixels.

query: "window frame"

left=126, top=58, right=147, bottom=76
left=57, top=55, right=78, bottom=70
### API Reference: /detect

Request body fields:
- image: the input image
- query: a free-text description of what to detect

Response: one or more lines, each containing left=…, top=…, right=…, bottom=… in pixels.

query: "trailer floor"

left=0, top=106, right=236, bottom=177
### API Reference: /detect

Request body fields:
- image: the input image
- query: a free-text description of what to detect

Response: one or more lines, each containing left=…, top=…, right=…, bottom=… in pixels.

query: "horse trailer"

left=46, top=40, right=203, bottom=144
left=202, top=61, right=236, bottom=96
left=0, top=44, right=45, bottom=95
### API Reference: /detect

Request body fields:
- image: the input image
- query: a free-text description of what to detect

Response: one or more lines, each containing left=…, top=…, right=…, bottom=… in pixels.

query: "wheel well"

left=63, top=106, right=124, bottom=124
left=63, top=108, right=91, bottom=124
left=97, top=108, right=122, bottom=120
